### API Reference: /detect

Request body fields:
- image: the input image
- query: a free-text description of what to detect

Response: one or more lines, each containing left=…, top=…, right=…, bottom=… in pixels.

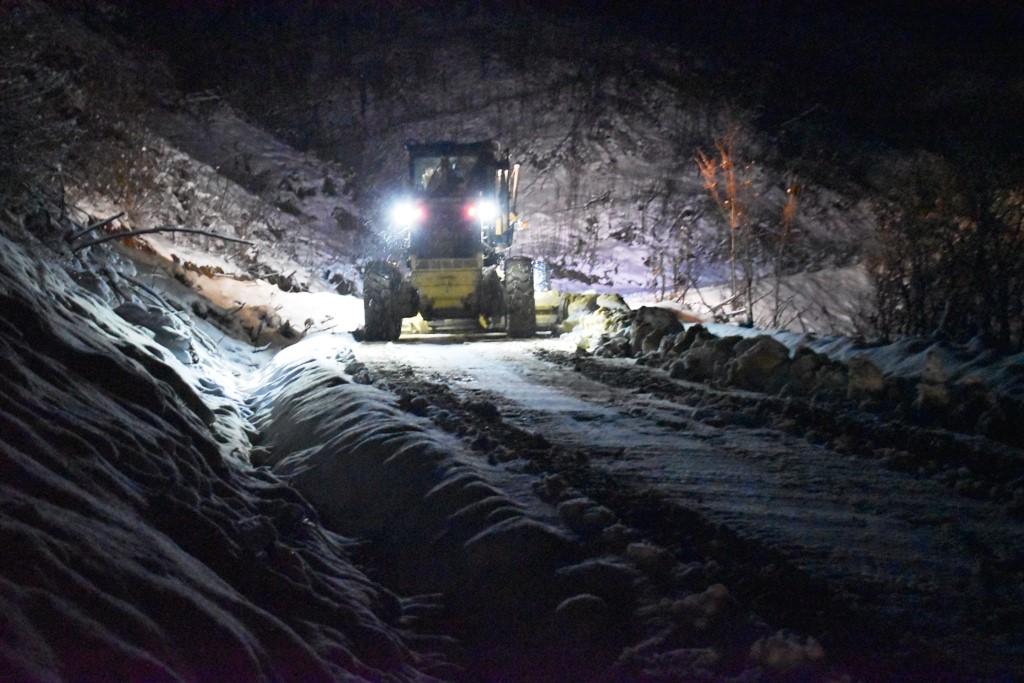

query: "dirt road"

left=355, top=334, right=1024, bottom=682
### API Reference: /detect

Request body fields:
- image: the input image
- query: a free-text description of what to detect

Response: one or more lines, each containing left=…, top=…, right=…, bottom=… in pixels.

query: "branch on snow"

left=66, top=211, right=126, bottom=242
left=71, top=226, right=254, bottom=252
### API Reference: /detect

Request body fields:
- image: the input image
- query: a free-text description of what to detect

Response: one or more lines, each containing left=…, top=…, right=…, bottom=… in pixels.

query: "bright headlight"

left=466, top=199, right=498, bottom=222
left=390, top=200, right=424, bottom=226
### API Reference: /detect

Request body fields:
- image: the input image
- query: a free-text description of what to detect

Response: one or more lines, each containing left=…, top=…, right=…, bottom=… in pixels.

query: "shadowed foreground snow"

left=0, top=214, right=449, bottom=682
left=0, top=208, right=856, bottom=682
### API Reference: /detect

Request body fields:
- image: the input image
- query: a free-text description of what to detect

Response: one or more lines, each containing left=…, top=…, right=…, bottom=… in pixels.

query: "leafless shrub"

left=695, top=122, right=780, bottom=325
left=769, top=174, right=801, bottom=327
left=77, top=124, right=167, bottom=219
left=869, top=153, right=1024, bottom=350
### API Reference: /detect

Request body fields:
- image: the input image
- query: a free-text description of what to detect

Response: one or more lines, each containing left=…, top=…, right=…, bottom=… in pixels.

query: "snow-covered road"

left=356, top=335, right=1024, bottom=680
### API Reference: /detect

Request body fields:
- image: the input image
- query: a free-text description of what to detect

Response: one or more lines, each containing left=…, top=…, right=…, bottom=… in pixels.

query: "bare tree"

left=696, top=124, right=760, bottom=324
left=770, top=174, right=801, bottom=327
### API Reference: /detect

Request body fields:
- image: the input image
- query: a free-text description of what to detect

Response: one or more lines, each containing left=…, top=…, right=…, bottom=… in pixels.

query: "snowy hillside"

left=25, top=0, right=1021, bottom=342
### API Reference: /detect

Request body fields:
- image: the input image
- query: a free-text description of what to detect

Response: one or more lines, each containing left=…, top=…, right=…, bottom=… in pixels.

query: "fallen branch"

left=72, top=226, right=253, bottom=252
left=705, top=290, right=740, bottom=314
left=121, top=273, right=179, bottom=314
left=66, top=211, right=126, bottom=242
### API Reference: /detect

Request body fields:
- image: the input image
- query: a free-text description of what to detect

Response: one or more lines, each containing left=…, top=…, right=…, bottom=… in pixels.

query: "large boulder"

left=811, top=360, right=850, bottom=402
left=669, top=335, right=742, bottom=384
left=631, top=306, right=684, bottom=354
left=670, top=343, right=720, bottom=382
left=596, top=293, right=630, bottom=311
left=594, top=332, right=632, bottom=357
left=725, top=336, right=790, bottom=392
left=557, top=293, right=600, bottom=333
left=846, top=355, right=886, bottom=400
left=787, top=347, right=828, bottom=395
left=672, top=324, right=716, bottom=355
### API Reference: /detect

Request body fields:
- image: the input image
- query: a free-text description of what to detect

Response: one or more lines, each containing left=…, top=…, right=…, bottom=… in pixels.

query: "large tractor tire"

left=475, top=265, right=505, bottom=321
left=363, top=261, right=410, bottom=342
left=505, top=256, right=536, bottom=338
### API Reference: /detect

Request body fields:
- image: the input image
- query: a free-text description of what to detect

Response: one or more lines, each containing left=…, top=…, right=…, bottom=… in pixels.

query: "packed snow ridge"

left=0, top=212, right=453, bottom=682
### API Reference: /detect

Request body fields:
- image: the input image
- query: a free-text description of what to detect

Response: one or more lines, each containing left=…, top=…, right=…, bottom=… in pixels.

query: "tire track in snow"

left=357, top=337, right=1024, bottom=679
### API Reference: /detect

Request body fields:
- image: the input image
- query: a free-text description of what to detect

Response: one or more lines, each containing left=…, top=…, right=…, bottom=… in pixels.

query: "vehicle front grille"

left=414, top=257, right=481, bottom=271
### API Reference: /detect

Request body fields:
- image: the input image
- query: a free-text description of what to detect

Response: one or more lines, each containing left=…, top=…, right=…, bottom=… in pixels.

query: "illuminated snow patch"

left=248, top=334, right=584, bottom=617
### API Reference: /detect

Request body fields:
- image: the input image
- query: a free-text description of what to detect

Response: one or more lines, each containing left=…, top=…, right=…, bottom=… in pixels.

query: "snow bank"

left=0, top=211, right=446, bottom=681
left=248, top=335, right=588, bottom=632
left=250, top=335, right=835, bottom=680
left=567, top=293, right=1024, bottom=445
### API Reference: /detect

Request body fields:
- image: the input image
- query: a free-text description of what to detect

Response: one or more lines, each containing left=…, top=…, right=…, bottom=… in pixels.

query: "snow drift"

left=246, top=335, right=645, bottom=679
left=0, top=211, right=449, bottom=681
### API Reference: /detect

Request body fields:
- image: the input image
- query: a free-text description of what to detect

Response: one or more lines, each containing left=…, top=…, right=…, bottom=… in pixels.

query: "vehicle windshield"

left=413, top=154, right=489, bottom=195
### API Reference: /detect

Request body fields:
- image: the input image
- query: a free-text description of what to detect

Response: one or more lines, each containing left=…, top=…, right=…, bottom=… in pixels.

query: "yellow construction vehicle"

left=362, top=140, right=557, bottom=340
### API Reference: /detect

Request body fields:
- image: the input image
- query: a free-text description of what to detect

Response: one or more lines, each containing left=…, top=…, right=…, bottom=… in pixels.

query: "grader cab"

left=362, top=140, right=556, bottom=341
